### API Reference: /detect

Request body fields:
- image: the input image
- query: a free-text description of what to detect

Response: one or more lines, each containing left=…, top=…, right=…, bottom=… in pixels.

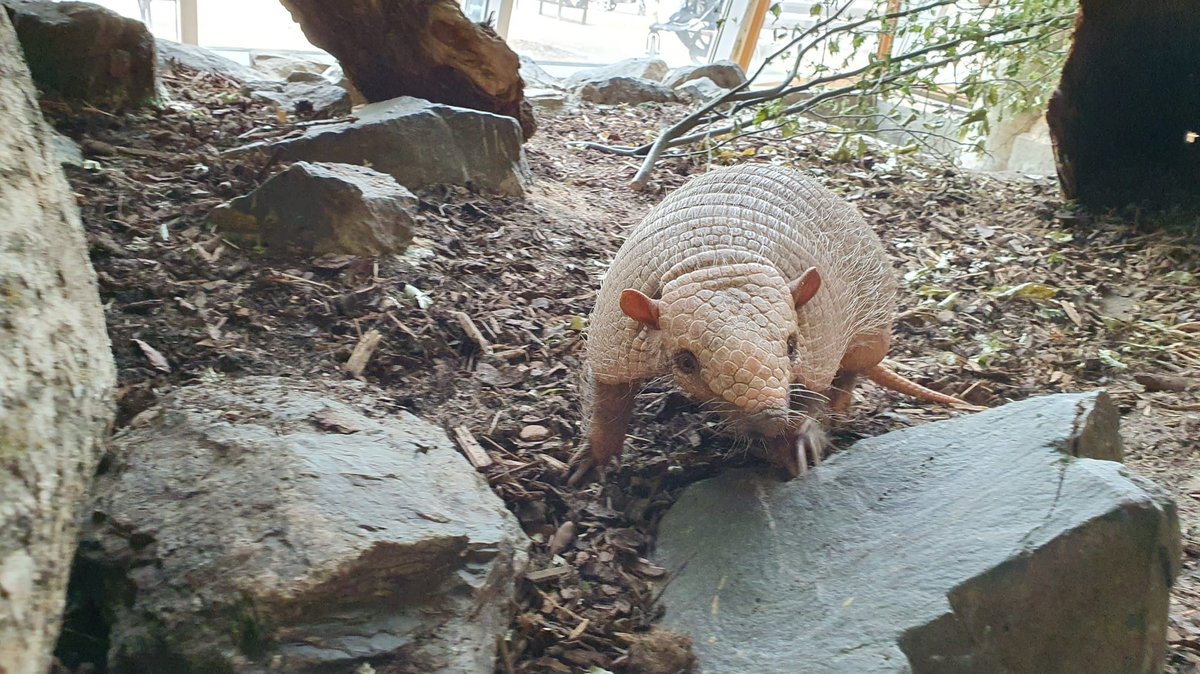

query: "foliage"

left=581, top=0, right=1078, bottom=188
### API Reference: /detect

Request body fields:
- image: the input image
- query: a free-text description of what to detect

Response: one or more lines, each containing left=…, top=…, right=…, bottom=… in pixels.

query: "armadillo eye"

left=787, top=335, right=798, bottom=358
left=673, top=350, right=699, bottom=375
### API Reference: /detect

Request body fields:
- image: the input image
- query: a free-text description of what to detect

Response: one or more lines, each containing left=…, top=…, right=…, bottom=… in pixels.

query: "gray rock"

left=664, top=59, right=747, bottom=89
left=243, top=79, right=351, bottom=119
left=250, top=51, right=330, bottom=81
left=654, top=392, right=1180, bottom=674
left=519, top=54, right=563, bottom=90
left=240, top=96, right=529, bottom=196
left=577, top=76, right=680, bottom=105
left=155, top=38, right=259, bottom=84
left=526, top=87, right=568, bottom=113
left=48, top=127, right=83, bottom=167
left=209, top=161, right=415, bottom=257
left=2, top=0, right=156, bottom=110
left=79, top=376, right=529, bottom=674
left=0, top=13, right=116, bottom=671
left=285, top=69, right=326, bottom=83
left=565, top=56, right=668, bottom=87
left=676, top=76, right=726, bottom=103
left=320, top=63, right=367, bottom=107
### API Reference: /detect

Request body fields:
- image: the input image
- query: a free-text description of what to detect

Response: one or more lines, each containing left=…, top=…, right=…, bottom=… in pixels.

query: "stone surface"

left=526, top=87, right=568, bottom=113
left=250, top=51, right=329, bottom=81
left=48, top=127, right=83, bottom=167
left=244, top=96, right=530, bottom=196
left=654, top=392, right=1180, bottom=674
left=209, top=161, right=415, bottom=257
left=74, top=376, right=529, bottom=674
left=664, top=59, right=746, bottom=89
left=155, top=38, right=258, bottom=84
left=577, top=76, right=680, bottom=105
left=2, top=0, right=155, bottom=110
left=243, top=79, right=351, bottom=119
left=320, top=63, right=367, bottom=107
left=566, top=56, right=668, bottom=87
left=520, top=54, right=563, bottom=90
left=676, top=76, right=726, bottom=103
left=0, top=12, right=116, bottom=673
left=280, top=0, right=536, bottom=140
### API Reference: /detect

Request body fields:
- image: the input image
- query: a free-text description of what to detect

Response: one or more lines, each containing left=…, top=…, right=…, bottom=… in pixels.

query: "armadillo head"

left=619, top=263, right=822, bottom=441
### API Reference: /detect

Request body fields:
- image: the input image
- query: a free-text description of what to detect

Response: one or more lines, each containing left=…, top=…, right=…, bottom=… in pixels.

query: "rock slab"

left=209, top=161, right=415, bottom=257
left=256, top=96, right=530, bottom=196
left=676, top=76, right=727, bottom=104
left=250, top=51, right=329, bottom=81
left=75, top=377, right=529, bottom=674
left=566, top=56, right=668, bottom=87
left=663, top=60, right=747, bottom=89
left=2, top=0, right=155, bottom=109
left=577, top=76, right=680, bottom=105
left=155, top=38, right=259, bottom=84
left=243, top=79, right=351, bottom=119
left=0, top=11, right=116, bottom=673
left=654, top=392, right=1180, bottom=674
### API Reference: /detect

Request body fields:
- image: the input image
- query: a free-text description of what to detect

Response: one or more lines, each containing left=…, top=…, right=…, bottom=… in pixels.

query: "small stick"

left=343, top=329, right=382, bottom=378
left=453, top=310, right=493, bottom=355
left=453, top=425, right=494, bottom=469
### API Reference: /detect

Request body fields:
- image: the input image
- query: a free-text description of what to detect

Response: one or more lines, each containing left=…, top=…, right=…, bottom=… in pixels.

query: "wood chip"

left=453, top=425, right=494, bottom=469
left=549, top=520, right=577, bottom=555
left=343, top=329, right=382, bottom=378
left=526, top=566, right=573, bottom=583
left=567, top=618, right=590, bottom=640
left=453, top=310, right=493, bottom=355
left=132, top=338, right=171, bottom=373
left=1135, top=372, right=1195, bottom=392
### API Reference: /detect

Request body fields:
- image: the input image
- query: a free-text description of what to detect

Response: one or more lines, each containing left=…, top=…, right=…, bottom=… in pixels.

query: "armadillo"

left=584, top=163, right=971, bottom=478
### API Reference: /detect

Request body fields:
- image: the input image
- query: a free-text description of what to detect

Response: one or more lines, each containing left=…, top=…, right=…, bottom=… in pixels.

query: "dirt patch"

left=48, top=63, right=1200, bottom=673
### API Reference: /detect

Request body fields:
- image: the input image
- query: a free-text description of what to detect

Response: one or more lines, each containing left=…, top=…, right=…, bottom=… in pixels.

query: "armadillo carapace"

left=584, top=163, right=969, bottom=477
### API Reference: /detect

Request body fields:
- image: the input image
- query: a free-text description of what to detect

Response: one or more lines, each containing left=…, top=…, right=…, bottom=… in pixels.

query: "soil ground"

left=47, top=63, right=1200, bottom=673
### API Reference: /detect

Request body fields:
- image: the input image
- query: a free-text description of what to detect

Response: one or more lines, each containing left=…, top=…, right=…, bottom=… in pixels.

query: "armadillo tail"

left=865, top=364, right=977, bottom=408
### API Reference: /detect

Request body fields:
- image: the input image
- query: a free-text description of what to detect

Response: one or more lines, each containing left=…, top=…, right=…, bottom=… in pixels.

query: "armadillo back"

left=588, top=163, right=896, bottom=388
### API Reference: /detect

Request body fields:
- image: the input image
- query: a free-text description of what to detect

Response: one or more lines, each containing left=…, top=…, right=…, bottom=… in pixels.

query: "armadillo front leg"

left=826, top=370, right=860, bottom=415
left=588, top=380, right=639, bottom=468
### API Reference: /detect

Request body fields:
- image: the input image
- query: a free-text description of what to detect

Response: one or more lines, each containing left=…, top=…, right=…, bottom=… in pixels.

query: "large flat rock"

left=73, top=376, right=528, bottom=674
left=653, top=392, right=1180, bottom=674
left=209, top=161, right=415, bottom=257
left=3, top=0, right=156, bottom=109
left=248, top=96, right=529, bottom=196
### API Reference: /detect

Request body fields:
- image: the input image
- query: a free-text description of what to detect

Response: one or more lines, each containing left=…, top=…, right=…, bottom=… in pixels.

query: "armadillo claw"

left=763, top=421, right=829, bottom=479
left=763, top=434, right=805, bottom=479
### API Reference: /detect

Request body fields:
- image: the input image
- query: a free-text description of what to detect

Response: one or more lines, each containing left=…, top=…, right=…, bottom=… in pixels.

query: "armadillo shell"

left=587, top=163, right=897, bottom=392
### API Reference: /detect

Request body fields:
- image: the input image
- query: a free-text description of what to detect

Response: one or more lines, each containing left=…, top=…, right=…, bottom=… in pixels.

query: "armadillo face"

left=658, top=269, right=799, bottom=438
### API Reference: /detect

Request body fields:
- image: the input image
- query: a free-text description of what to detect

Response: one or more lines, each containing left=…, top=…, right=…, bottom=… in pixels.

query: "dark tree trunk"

left=1047, top=0, right=1200, bottom=209
left=279, top=0, right=536, bottom=140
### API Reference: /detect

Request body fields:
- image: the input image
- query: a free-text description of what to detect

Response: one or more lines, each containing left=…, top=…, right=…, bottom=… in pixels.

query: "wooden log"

left=279, top=0, right=536, bottom=140
left=1046, top=0, right=1200, bottom=209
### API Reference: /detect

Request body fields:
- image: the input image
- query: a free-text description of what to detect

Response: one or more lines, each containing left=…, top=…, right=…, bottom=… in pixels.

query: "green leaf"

left=769, top=2, right=781, bottom=19
left=1164, top=270, right=1197, bottom=285
left=1097, top=349, right=1128, bottom=370
left=994, top=282, right=1058, bottom=301
left=1044, top=231, right=1074, bottom=243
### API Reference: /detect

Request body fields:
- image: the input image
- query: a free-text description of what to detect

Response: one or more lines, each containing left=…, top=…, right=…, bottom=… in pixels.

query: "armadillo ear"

left=619, top=289, right=661, bottom=329
left=789, top=267, right=821, bottom=308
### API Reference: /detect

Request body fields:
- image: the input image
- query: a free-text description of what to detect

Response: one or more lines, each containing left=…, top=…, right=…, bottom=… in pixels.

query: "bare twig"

left=577, top=0, right=1074, bottom=188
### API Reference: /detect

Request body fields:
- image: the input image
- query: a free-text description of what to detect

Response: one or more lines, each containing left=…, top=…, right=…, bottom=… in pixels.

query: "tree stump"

left=1047, top=0, right=1200, bottom=209
left=279, top=0, right=536, bottom=140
